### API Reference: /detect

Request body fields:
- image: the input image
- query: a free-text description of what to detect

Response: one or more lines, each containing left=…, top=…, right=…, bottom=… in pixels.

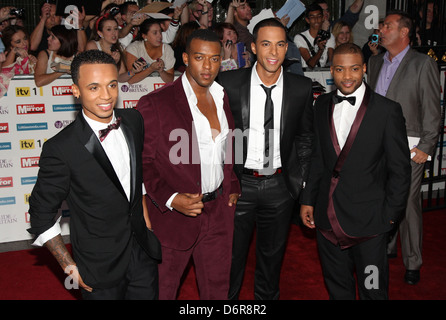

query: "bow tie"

left=332, top=94, right=356, bottom=105
left=99, top=117, right=121, bottom=142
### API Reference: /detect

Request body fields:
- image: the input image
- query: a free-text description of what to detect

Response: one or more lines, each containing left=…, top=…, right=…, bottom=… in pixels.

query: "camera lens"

left=10, top=8, right=25, bottom=18
left=110, top=7, right=120, bottom=16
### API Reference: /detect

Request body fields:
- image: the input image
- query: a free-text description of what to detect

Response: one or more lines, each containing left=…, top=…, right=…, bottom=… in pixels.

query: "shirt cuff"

left=32, top=217, right=62, bottom=247
left=166, top=192, right=178, bottom=211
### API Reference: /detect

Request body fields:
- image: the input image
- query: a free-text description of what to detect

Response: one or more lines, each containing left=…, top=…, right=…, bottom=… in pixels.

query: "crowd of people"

left=0, top=1, right=441, bottom=92
left=0, top=0, right=442, bottom=301
left=0, top=0, right=252, bottom=93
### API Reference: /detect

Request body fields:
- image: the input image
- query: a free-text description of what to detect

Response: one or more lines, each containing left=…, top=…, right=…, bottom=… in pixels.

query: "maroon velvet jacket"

left=137, top=77, right=240, bottom=251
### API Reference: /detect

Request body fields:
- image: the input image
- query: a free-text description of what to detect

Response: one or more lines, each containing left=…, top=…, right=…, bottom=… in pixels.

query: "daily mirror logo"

left=123, top=100, right=139, bottom=109
left=52, top=86, right=73, bottom=96
left=21, top=157, right=40, bottom=168
left=17, top=104, right=45, bottom=115
left=0, top=123, right=8, bottom=133
left=0, top=177, right=13, bottom=188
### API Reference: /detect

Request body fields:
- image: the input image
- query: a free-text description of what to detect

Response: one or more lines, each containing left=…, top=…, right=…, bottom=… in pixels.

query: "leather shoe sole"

left=404, top=270, right=420, bottom=285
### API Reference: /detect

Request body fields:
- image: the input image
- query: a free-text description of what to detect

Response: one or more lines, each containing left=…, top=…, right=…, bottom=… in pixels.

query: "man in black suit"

left=218, top=18, right=314, bottom=300
left=300, top=43, right=411, bottom=299
left=27, top=50, right=161, bottom=300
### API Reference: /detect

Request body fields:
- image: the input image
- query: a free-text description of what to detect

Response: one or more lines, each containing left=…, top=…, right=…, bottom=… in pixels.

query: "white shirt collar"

left=251, top=62, right=284, bottom=88
left=336, top=81, right=366, bottom=106
left=181, top=72, right=224, bottom=108
left=82, top=110, right=117, bottom=136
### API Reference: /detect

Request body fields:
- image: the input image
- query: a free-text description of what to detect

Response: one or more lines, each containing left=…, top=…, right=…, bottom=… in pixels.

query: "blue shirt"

left=375, top=45, right=410, bottom=96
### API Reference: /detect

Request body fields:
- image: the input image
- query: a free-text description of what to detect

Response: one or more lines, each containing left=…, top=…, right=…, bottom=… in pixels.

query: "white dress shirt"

left=165, top=74, right=229, bottom=209
left=332, top=82, right=366, bottom=149
left=32, top=111, right=131, bottom=246
left=245, top=62, right=283, bottom=170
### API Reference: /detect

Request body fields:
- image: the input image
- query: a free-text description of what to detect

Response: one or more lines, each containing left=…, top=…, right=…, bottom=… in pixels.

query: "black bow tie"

left=332, top=94, right=356, bottom=105
left=99, top=117, right=121, bottom=142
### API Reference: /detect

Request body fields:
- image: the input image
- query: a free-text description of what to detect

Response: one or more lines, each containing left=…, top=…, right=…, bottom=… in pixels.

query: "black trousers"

left=229, top=173, right=294, bottom=300
left=81, top=236, right=159, bottom=300
left=317, top=229, right=389, bottom=300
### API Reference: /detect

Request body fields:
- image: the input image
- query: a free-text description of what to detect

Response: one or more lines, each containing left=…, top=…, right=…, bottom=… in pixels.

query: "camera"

left=109, top=7, right=120, bottom=17
left=10, top=8, right=25, bottom=18
left=371, top=34, right=379, bottom=44
left=316, top=29, right=330, bottom=42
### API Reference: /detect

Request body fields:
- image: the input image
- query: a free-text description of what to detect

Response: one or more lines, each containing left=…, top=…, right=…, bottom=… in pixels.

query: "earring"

left=144, top=38, right=148, bottom=42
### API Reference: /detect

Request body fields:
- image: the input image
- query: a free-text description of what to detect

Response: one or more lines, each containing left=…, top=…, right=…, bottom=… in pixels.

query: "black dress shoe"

left=404, top=270, right=420, bottom=285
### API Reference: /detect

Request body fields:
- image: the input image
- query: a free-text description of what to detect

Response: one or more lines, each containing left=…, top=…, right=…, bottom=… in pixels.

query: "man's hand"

left=171, top=193, right=204, bottom=217
left=278, top=14, right=290, bottom=27
left=300, top=205, right=315, bottom=229
left=173, top=3, right=187, bottom=20
left=65, top=264, right=93, bottom=292
left=129, top=12, right=146, bottom=26
left=411, top=147, right=429, bottom=164
left=228, top=193, right=240, bottom=207
left=316, top=38, right=327, bottom=51
left=0, top=6, right=16, bottom=23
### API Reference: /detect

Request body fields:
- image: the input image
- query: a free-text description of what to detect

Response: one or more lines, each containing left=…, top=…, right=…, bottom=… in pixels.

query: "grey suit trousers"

left=387, top=161, right=425, bottom=270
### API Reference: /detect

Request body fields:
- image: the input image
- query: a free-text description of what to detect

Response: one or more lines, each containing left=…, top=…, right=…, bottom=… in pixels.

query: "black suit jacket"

left=300, top=87, right=411, bottom=237
left=28, top=108, right=160, bottom=289
left=218, top=67, right=314, bottom=199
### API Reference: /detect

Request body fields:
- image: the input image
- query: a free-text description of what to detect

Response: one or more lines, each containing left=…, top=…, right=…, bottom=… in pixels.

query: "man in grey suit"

left=368, top=10, right=441, bottom=285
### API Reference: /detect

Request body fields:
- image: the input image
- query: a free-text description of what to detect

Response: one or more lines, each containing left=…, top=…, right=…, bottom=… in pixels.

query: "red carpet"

left=0, top=210, right=445, bottom=300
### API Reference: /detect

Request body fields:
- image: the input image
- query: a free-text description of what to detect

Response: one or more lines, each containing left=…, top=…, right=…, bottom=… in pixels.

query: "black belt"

left=243, top=167, right=282, bottom=177
left=202, top=185, right=223, bottom=203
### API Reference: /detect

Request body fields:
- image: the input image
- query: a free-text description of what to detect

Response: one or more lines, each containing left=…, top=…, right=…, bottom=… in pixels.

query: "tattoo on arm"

left=44, top=234, right=76, bottom=272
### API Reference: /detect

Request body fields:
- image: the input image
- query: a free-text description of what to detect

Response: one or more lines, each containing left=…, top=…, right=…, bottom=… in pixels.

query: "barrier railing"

left=422, top=66, right=446, bottom=212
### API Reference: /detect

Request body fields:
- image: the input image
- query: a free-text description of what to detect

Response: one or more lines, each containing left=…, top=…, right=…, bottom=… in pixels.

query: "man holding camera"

left=294, top=3, right=335, bottom=69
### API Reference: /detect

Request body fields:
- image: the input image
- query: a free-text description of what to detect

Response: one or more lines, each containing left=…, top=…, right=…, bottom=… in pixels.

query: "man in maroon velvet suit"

left=137, top=29, right=240, bottom=300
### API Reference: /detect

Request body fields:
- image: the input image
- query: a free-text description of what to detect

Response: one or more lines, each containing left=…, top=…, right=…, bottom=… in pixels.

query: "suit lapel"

left=79, top=112, right=128, bottom=201
left=386, top=49, right=413, bottom=97
left=329, top=85, right=371, bottom=171
left=173, top=78, right=194, bottom=130
left=369, top=57, right=384, bottom=90
left=280, top=73, right=291, bottom=140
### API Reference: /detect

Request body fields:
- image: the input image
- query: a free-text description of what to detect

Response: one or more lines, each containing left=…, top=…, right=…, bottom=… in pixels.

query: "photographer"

left=0, top=5, right=25, bottom=53
left=362, top=23, right=385, bottom=65
left=30, top=1, right=86, bottom=55
left=293, top=3, right=334, bottom=69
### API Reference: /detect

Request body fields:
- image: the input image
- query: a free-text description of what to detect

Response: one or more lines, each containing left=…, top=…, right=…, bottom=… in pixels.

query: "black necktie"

left=332, top=94, right=356, bottom=105
left=99, top=117, right=121, bottom=142
left=261, top=84, right=276, bottom=168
